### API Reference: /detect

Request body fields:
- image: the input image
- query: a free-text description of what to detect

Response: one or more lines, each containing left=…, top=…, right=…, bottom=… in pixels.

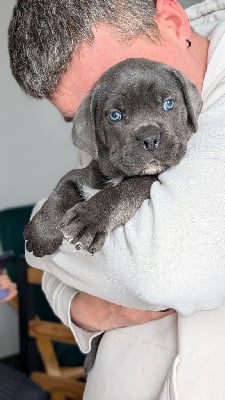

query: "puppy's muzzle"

left=136, top=127, right=161, bottom=152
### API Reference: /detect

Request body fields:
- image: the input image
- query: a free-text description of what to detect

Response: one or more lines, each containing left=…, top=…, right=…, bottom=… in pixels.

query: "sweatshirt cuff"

left=68, top=292, right=104, bottom=354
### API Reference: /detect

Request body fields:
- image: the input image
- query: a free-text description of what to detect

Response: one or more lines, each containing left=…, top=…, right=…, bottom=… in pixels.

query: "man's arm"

left=42, top=271, right=173, bottom=342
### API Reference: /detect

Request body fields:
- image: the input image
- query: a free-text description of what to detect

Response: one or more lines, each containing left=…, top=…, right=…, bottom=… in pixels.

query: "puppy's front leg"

left=61, top=175, right=156, bottom=254
left=24, top=161, right=104, bottom=257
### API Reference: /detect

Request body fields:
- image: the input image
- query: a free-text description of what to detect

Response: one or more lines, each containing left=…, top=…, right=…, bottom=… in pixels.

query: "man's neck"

left=190, top=32, right=209, bottom=92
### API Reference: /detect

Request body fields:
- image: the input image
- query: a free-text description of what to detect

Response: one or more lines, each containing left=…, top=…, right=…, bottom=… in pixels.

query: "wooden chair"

left=18, top=260, right=85, bottom=400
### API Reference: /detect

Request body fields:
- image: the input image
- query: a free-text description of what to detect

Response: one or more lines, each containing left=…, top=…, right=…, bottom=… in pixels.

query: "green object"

left=0, top=205, right=33, bottom=282
left=0, top=205, right=85, bottom=367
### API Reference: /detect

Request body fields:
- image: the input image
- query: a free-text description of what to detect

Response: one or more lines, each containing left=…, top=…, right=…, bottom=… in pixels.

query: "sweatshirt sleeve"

left=41, top=271, right=103, bottom=354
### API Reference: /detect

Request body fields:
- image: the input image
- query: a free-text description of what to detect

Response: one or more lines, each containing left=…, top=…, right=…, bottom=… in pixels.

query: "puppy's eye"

left=163, top=99, right=175, bottom=111
left=108, top=110, right=122, bottom=122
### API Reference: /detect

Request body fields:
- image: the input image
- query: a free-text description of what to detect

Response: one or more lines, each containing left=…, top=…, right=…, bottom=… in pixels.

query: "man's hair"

left=8, top=0, right=159, bottom=99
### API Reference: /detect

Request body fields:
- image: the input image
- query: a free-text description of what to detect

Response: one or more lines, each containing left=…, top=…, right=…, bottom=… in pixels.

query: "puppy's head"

left=72, top=58, right=202, bottom=177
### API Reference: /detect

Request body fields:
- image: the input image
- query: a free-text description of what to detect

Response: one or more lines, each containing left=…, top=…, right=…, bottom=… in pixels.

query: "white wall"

left=181, top=0, right=199, bottom=8
left=0, top=0, right=77, bottom=211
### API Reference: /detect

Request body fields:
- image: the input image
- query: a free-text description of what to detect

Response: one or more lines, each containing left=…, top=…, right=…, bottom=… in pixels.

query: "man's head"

left=8, top=0, right=159, bottom=98
left=8, top=0, right=207, bottom=118
left=72, top=58, right=202, bottom=177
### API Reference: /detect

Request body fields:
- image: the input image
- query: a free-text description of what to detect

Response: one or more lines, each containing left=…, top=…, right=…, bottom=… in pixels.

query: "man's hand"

left=71, top=291, right=174, bottom=332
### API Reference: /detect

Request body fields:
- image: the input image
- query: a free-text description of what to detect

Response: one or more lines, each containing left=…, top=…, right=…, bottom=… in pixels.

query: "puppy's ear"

left=171, top=70, right=203, bottom=132
left=72, top=92, right=98, bottom=159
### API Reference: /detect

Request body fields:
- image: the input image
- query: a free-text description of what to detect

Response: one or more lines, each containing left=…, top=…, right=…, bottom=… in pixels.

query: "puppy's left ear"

left=171, top=70, right=203, bottom=132
left=72, top=91, right=98, bottom=159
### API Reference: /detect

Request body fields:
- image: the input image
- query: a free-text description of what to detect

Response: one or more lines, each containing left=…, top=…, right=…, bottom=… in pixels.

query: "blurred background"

left=0, top=1, right=76, bottom=211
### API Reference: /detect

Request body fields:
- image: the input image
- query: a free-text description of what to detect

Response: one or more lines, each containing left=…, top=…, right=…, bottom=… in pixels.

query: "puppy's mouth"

left=111, top=156, right=166, bottom=177
left=110, top=140, right=186, bottom=177
left=133, top=157, right=169, bottom=176
left=140, top=161, right=166, bottom=175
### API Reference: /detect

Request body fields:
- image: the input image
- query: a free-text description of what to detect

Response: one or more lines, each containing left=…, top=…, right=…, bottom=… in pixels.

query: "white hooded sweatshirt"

left=26, top=1, right=225, bottom=399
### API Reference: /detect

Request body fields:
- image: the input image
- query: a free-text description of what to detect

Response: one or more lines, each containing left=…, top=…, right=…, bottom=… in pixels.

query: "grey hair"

left=8, top=0, right=159, bottom=99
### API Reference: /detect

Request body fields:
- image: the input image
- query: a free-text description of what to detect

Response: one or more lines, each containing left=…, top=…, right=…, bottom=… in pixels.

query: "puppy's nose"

left=136, top=129, right=161, bottom=151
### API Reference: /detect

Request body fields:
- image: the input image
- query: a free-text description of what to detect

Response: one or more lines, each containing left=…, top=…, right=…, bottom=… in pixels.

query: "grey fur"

left=24, top=58, right=202, bottom=258
left=8, top=0, right=159, bottom=98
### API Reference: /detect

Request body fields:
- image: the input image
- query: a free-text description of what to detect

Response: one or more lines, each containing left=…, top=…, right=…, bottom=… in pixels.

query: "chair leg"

left=51, top=393, right=65, bottom=400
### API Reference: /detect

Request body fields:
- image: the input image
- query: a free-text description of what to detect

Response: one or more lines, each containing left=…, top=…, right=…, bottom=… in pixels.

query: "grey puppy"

left=24, top=58, right=202, bottom=258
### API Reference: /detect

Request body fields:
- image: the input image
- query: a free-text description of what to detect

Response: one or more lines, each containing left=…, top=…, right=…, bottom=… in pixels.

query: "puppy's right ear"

left=72, top=92, right=98, bottom=159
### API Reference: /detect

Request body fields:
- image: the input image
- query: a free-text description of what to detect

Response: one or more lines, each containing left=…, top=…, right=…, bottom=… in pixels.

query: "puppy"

left=24, top=58, right=202, bottom=258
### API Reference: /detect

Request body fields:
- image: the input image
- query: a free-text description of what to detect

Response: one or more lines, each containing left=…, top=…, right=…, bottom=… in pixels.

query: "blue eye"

left=108, top=110, right=122, bottom=122
left=163, top=99, right=175, bottom=111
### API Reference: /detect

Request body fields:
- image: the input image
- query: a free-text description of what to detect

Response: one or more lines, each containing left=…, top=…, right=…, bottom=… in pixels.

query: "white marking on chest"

left=80, top=184, right=101, bottom=200
left=108, top=176, right=124, bottom=187
left=79, top=176, right=123, bottom=200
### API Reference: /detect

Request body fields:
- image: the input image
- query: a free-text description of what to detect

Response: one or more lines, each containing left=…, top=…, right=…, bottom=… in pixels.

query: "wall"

left=0, top=0, right=77, bottom=211
left=181, top=0, right=199, bottom=7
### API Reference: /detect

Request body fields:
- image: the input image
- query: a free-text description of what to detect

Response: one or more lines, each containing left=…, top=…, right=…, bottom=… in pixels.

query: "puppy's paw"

left=24, top=215, right=63, bottom=257
left=60, top=203, right=108, bottom=254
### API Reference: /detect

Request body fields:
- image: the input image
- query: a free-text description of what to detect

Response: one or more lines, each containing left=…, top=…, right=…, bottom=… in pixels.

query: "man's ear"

left=155, top=0, right=192, bottom=40
left=171, top=69, right=203, bottom=132
left=72, top=91, right=98, bottom=160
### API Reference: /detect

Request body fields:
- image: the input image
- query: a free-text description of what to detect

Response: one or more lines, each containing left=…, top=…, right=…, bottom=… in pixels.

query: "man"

left=8, top=0, right=225, bottom=398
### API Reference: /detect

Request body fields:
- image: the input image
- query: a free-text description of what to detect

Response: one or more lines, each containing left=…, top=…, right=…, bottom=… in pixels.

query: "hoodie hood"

left=186, top=1, right=225, bottom=109
left=187, top=0, right=225, bottom=37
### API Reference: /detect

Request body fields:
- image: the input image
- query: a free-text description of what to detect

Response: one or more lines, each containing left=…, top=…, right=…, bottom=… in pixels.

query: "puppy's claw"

left=26, top=241, right=33, bottom=253
left=61, top=229, right=74, bottom=244
left=88, top=232, right=107, bottom=254
left=75, top=242, right=84, bottom=251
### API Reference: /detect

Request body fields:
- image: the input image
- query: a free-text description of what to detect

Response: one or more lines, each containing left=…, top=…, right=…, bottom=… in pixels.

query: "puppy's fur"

left=24, top=58, right=202, bottom=258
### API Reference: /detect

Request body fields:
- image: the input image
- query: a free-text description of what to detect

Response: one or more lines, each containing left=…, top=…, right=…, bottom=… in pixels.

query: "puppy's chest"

left=78, top=177, right=123, bottom=200
left=78, top=184, right=100, bottom=200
